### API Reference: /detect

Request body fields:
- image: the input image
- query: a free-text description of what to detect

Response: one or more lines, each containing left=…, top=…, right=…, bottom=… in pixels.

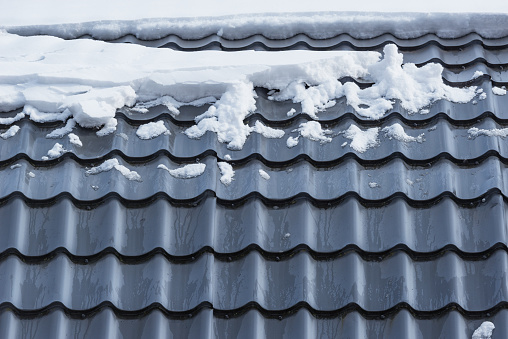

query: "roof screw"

left=380, top=315, right=385, bottom=319
left=188, top=313, right=193, bottom=318
left=275, top=256, right=280, bottom=261
left=487, top=313, right=491, bottom=317
left=483, top=255, right=487, bottom=259
left=84, top=259, right=88, bottom=263
left=228, top=256, right=232, bottom=261
left=191, top=256, right=195, bottom=261
left=225, top=314, right=229, bottom=319
left=81, top=313, right=85, bottom=319
left=278, top=315, right=282, bottom=320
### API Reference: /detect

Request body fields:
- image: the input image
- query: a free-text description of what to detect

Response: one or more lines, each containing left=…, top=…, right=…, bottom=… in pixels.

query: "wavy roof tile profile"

left=1, top=14, right=507, bottom=338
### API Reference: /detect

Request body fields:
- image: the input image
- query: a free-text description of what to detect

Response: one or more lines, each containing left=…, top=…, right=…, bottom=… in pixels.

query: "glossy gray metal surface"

left=0, top=194, right=505, bottom=257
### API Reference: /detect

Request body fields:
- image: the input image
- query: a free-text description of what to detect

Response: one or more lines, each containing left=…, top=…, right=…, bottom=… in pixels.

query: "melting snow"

left=296, top=121, right=332, bottom=144
left=157, top=163, right=206, bottom=179
left=224, top=154, right=232, bottom=161
left=68, top=133, right=82, bottom=147
left=259, top=169, right=270, bottom=180
left=382, top=123, right=424, bottom=143
left=472, top=321, right=495, bottom=339
left=468, top=127, right=508, bottom=138
left=0, top=31, right=479, bottom=151
left=368, top=182, right=380, bottom=188
left=0, top=125, right=20, bottom=139
left=286, top=136, right=299, bottom=148
left=472, top=71, right=484, bottom=79
left=96, top=118, right=118, bottom=137
left=492, top=86, right=507, bottom=96
left=218, top=162, right=235, bottom=185
left=42, top=143, right=67, bottom=160
left=10, top=164, right=21, bottom=169
left=286, top=108, right=296, bottom=117
left=86, top=159, right=141, bottom=181
left=251, top=121, right=285, bottom=139
left=343, top=125, right=380, bottom=153
left=27, top=171, right=35, bottom=178
left=46, top=118, right=76, bottom=138
left=136, top=121, right=170, bottom=140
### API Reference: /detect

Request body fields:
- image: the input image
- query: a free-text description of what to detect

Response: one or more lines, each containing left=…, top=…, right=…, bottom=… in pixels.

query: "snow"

left=343, top=125, right=380, bottom=153
left=136, top=121, right=170, bottom=140
left=0, top=112, right=24, bottom=125
left=259, top=169, right=270, bottom=180
left=493, top=87, right=507, bottom=96
left=96, top=118, right=118, bottom=137
left=472, top=321, right=495, bottom=339
left=68, top=133, right=82, bottom=147
left=23, top=105, right=72, bottom=123
left=296, top=121, right=332, bottom=144
left=42, top=143, right=67, bottom=160
left=86, top=158, right=141, bottom=181
left=368, top=182, right=380, bottom=188
left=472, top=71, right=484, bottom=79
left=0, top=125, right=20, bottom=139
left=224, top=154, right=232, bottom=161
left=185, top=82, right=256, bottom=150
left=382, top=123, right=424, bottom=143
left=3, top=11, right=508, bottom=39
left=0, top=31, right=479, bottom=150
left=251, top=121, right=285, bottom=139
left=218, top=162, right=235, bottom=186
left=46, top=119, right=76, bottom=138
left=133, top=96, right=215, bottom=116
left=157, top=163, right=206, bottom=179
left=286, top=136, right=299, bottom=148
left=287, top=108, right=296, bottom=117
left=10, top=164, right=21, bottom=169
left=28, top=171, right=35, bottom=178
left=468, top=127, right=508, bottom=138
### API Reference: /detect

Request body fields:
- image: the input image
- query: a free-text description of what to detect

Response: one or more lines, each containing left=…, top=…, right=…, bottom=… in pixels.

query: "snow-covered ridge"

left=3, top=13, right=508, bottom=40
left=0, top=32, right=478, bottom=150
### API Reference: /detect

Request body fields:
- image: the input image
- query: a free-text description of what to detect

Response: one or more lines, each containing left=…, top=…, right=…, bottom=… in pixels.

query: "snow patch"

left=297, top=121, right=332, bottom=144
left=185, top=82, right=256, bottom=150
left=42, top=143, right=67, bottom=160
left=0, top=125, right=20, bottom=139
left=368, top=182, right=380, bottom=188
left=259, top=169, right=270, bottom=180
left=46, top=118, right=76, bottom=138
left=157, top=163, right=206, bottom=179
left=286, top=136, right=299, bottom=148
left=218, top=161, right=235, bottom=185
left=68, top=133, right=82, bottom=147
left=96, top=118, right=118, bottom=136
left=286, top=108, right=296, bottom=117
left=472, top=71, right=484, bottom=79
left=343, top=125, right=380, bottom=153
left=86, top=158, right=141, bottom=181
left=0, top=112, right=24, bottom=125
left=492, top=86, right=507, bottom=96
left=224, top=154, right=232, bottom=161
left=27, top=171, right=35, bottom=178
left=251, top=121, right=284, bottom=139
left=10, top=164, right=21, bottom=169
left=382, top=123, right=424, bottom=143
left=468, top=127, right=508, bottom=138
left=472, top=321, right=495, bottom=339
left=136, top=121, right=170, bottom=140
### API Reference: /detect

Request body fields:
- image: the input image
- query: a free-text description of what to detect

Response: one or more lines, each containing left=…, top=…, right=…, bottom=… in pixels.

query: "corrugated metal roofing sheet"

left=1, top=27, right=508, bottom=338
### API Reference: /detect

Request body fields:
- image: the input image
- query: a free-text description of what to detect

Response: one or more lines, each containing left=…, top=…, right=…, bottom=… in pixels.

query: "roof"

left=0, top=14, right=507, bottom=338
